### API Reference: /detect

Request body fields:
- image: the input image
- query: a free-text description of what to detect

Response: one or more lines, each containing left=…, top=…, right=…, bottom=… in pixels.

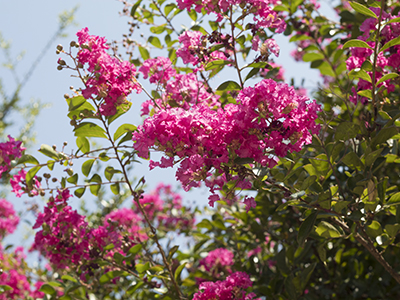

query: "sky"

left=0, top=0, right=337, bottom=252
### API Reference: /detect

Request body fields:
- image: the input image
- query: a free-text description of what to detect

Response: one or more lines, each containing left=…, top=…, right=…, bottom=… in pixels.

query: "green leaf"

left=110, top=183, right=120, bottom=195
left=366, top=220, right=382, bottom=238
left=174, top=263, right=186, bottom=280
left=342, top=151, right=364, bottom=171
left=276, top=248, right=291, bottom=276
left=76, top=136, right=90, bottom=154
left=385, top=223, right=400, bottom=237
left=300, top=262, right=317, bottom=290
left=386, top=192, right=400, bottom=206
left=315, top=221, right=341, bottom=238
left=343, top=39, right=373, bottom=50
left=114, top=124, right=137, bottom=141
left=74, top=187, right=86, bottom=198
left=127, top=281, right=144, bottom=295
left=386, top=17, right=400, bottom=25
left=357, top=89, right=372, bottom=99
left=26, top=166, right=41, bottom=185
left=107, top=102, right=132, bottom=125
left=128, top=244, right=143, bottom=256
left=371, top=126, right=398, bottom=148
left=89, top=174, right=102, bottom=196
left=302, top=52, right=324, bottom=62
left=136, top=262, right=150, bottom=273
left=17, top=154, right=39, bottom=165
left=335, top=122, right=359, bottom=141
left=298, top=211, right=318, bottom=247
left=139, top=46, right=150, bottom=60
left=100, top=270, right=125, bottom=284
left=284, top=274, right=297, bottom=300
left=82, top=159, right=95, bottom=177
left=167, top=245, right=179, bottom=261
left=0, top=285, right=13, bottom=293
left=74, top=122, right=107, bottom=139
left=188, top=9, right=197, bottom=21
left=39, top=144, right=63, bottom=160
left=205, top=60, right=231, bottom=71
left=131, top=0, right=142, bottom=18
left=349, top=68, right=372, bottom=83
left=104, top=166, right=122, bottom=181
left=380, top=36, right=400, bottom=52
left=349, top=2, right=377, bottom=18
left=148, top=36, right=162, bottom=49
left=150, top=25, right=166, bottom=34
left=164, top=3, right=176, bottom=16
left=67, top=95, right=86, bottom=111
left=376, top=73, right=399, bottom=85
left=244, top=68, right=260, bottom=82
left=67, top=173, right=78, bottom=185
left=216, top=80, right=241, bottom=92
left=39, top=284, right=56, bottom=295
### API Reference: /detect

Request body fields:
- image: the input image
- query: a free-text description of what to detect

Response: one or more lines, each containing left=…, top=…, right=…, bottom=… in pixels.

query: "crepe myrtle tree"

left=1, top=0, right=400, bottom=299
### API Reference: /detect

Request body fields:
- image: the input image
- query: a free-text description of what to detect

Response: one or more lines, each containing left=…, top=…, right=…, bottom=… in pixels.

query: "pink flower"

left=74, top=28, right=141, bottom=116
left=0, top=136, right=25, bottom=177
left=0, top=199, right=19, bottom=239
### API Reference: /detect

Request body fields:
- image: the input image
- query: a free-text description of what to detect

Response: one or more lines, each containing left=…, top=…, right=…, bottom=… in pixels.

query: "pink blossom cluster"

left=139, top=62, right=220, bottom=116
left=134, top=183, right=195, bottom=232
left=345, top=7, right=400, bottom=104
left=139, top=56, right=176, bottom=84
left=75, top=27, right=142, bottom=116
left=0, top=199, right=19, bottom=239
left=0, top=246, right=44, bottom=300
left=31, top=190, right=93, bottom=269
left=0, top=136, right=25, bottom=177
left=193, top=271, right=260, bottom=300
left=177, top=0, right=285, bottom=32
left=10, top=169, right=42, bottom=198
left=133, top=79, right=320, bottom=206
left=175, top=31, right=231, bottom=66
left=197, top=248, right=234, bottom=282
left=104, top=207, right=148, bottom=243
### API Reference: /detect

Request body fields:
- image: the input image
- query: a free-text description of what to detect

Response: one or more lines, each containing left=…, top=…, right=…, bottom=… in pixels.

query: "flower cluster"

left=140, top=64, right=220, bottom=116
left=193, top=271, right=260, bottom=300
left=0, top=246, right=44, bottom=300
left=197, top=248, right=234, bottom=282
left=345, top=7, right=400, bottom=104
left=177, top=0, right=285, bottom=33
left=133, top=79, right=320, bottom=206
left=134, top=183, right=195, bottom=233
left=74, top=27, right=142, bottom=116
left=31, top=190, right=92, bottom=269
left=0, top=199, right=19, bottom=239
left=104, top=208, right=147, bottom=243
left=10, top=169, right=42, bottom=198
left=0, top=136, right=25, bottom=177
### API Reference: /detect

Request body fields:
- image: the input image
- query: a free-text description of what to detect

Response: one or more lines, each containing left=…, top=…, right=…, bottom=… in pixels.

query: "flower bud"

left=70, top=41, right=77, bottom=47
left=56, top=44, right=63, bottom=51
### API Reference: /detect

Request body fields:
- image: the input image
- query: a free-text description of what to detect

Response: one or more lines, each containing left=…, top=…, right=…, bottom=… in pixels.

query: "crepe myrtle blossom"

left=177, top=0, right=285, bottom=33
left=140, top=71, right=220, bottom=116
left=0, top=199, right=19, bottom=239
left=197, top=248, right=234, bottom=283
left=133, top=79, right=320, bottom=208
left=345, top=7, right=400, bottom=104
left=10, top=169, right=42, bottom=198
left=72, top=28, right=141, bottom=116
left=0, top=136, right=25, bottom=177
left=0, top=246, right=43, bottom=300
left=193, top=271, right=260, bottom=300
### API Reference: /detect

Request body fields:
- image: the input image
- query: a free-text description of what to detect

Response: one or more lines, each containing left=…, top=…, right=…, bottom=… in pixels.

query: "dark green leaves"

left=335, top=122, right=359, bottom=141
left=298, top=211, right=318, bottom=247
